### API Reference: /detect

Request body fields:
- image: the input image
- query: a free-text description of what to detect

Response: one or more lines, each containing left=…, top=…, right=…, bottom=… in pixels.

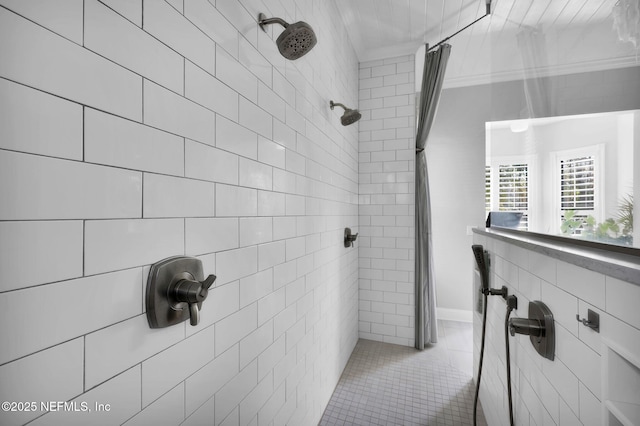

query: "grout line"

left=83, top=335, right=86, bottom=392
left=141, top=172, right=144, bottom=219
left=82, top=105, right=85, bottom=162
left=82, top=219, right=86, bottom=277
left=140, top=362, right=144, bottom=411
left=141, top=77, right=144, bottom=124
left=82, top=0, right=85, bottom=46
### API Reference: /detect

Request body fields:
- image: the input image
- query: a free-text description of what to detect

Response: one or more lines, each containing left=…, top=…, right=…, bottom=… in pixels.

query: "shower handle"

left=172, top=274, right=215, bottom=326
left=509, top=318, right=542, bottom=337
left=507, top=300, right=555, bottom=360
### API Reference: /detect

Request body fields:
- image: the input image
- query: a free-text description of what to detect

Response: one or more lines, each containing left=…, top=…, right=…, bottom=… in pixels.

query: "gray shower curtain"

left=415, top=43, right=451, bottom=349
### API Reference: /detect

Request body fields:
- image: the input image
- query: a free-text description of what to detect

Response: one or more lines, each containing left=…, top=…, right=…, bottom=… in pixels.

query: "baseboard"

left=437, top=307, right=473, bottom=323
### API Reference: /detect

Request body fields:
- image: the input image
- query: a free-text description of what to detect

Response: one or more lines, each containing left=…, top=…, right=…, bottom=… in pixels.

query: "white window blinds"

left=559, top=155, right=596, bottom=235
left=497, top=164, right=529, bottom=230
left=560, top=156, right=595, bottom=211
left=485, top=163, right=529, bottom=231
left=485, top=166, right=491, bottom=213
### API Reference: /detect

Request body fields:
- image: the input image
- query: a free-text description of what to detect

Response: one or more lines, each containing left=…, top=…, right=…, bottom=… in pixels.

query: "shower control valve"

left=344, top=228, right=358, bottom=247
left=146, top=256, right=216, bottom=329
left=508, top=300, right=555, bottom=361
left=509, top=318, right=542, bottom=337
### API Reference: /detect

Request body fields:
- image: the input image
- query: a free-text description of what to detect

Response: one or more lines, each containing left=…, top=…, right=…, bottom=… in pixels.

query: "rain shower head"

left=258, top=13, right=317, bottom=60
left=330, top=101, right=362, bottom=126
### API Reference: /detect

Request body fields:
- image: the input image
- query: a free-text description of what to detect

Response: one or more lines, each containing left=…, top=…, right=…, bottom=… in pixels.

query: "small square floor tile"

left=319, top=321, right=487, bottom=426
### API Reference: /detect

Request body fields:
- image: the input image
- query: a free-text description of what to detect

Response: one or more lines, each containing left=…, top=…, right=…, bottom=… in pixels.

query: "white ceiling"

left=337, top=0, right=621, bottom=60
left=335, top=0, right=639, bottom=87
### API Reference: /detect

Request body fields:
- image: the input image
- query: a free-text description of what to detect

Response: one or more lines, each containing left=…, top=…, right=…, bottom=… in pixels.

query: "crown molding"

left=358, top=42, right=639, bottom=89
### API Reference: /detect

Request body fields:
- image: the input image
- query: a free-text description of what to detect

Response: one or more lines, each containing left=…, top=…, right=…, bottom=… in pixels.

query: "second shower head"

left=258, top=13, right=317, bottom=60
left=330, top=101, right=362, bottom=126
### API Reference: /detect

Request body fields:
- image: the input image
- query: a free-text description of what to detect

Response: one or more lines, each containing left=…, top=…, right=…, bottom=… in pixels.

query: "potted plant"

left=561, top=195, right=633, bottom=246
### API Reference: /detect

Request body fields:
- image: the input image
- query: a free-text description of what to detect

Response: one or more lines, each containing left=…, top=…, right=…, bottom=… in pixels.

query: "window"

left=498, top=164, right=529, bottom=230
left=486, top=161, right=530, bottom=231
left=552, top=145, right=604, bottom=237
left=559, top=156, right=596, bottom=235
left=560, top=156, right=595, bottom=211
left=485, top=166, right=491, bottom=212
left=486, top=109, right=636, bottom=249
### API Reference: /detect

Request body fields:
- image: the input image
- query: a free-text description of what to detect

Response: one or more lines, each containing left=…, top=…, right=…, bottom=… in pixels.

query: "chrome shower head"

left=258, top=13, right=317, bottom=60
left=340, top=109, right=362, bottom=126
left=330, top=100, right=362, bottom=126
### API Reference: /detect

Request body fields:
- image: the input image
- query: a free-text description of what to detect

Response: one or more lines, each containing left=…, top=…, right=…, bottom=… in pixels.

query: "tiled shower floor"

left=319, top=320, right=487, bottom=426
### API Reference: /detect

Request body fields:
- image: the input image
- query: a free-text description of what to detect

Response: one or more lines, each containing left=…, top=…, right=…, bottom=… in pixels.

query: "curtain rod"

left=426, top=12, right=489, bottom=52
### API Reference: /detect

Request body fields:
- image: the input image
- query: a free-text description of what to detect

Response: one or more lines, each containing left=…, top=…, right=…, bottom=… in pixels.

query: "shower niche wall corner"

left=602, top=337, right=640, bottom=426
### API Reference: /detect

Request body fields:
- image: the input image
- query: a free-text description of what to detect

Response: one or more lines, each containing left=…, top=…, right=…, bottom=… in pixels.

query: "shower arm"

left=427, top=1, right=491, bottom=52
left=258, top=15, right=289, bottom=31
left=330, top=101, right=348, bottom=111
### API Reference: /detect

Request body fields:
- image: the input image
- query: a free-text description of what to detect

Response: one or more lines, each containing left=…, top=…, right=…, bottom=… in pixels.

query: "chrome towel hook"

left=576, top=309, right=599, bottom=332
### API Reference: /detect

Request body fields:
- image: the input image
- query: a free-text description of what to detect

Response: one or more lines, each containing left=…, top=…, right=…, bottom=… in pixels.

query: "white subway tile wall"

left=0, top=1, right=358, bottom=425
left=358, top=56, right=416, bottom=347
left=30, top=366, right=143, bottom=426
left=0, top=4, right=142, bottom=121
left=0, top=338, right=84, bottom=426
left=0, top=78, right=83, bottom=159
left=473, top=233, right=640, bottom=426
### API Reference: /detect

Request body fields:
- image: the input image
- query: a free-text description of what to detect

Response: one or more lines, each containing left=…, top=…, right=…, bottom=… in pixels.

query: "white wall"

left=473, top=231, right=640, bottom=426
left=0, top=1, right=359, bottom=425
left=357, top=55, right=417, bottom=346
